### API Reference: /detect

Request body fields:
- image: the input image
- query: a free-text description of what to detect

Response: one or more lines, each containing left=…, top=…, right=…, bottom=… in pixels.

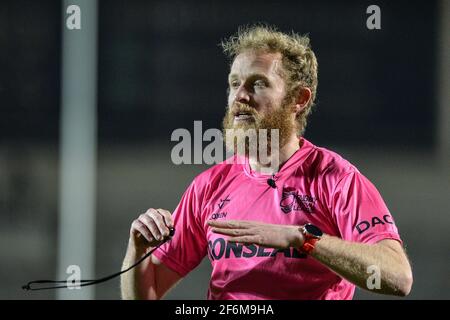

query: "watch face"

left=305, top=224, right=323, bottom=237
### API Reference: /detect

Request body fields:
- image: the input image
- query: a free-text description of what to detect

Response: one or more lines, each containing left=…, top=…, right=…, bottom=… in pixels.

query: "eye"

left=229, top=80, right=240, bottom=89
left=254, top=79, right=267, bottom=88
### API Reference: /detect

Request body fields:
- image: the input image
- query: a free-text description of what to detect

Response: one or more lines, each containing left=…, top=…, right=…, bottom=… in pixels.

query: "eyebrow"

left=228, top=73, right=271, bottom=82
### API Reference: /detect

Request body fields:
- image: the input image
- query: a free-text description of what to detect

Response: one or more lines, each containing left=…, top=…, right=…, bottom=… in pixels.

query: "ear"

left=293, top=87, right=312, bottom=116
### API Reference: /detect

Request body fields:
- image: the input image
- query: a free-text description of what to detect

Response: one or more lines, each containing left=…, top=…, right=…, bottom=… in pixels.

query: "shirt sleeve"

left=152, top=179, right=208, bottom=277
left=330, top=170, right=403, bottom=245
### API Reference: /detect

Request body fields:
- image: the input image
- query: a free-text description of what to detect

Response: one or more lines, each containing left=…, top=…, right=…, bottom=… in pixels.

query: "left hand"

left=207, top=219, right=304, bottom=249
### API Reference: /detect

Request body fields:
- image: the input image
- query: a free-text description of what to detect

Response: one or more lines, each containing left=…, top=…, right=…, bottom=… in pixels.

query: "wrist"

left=289, top=225, right=305, bottom=248
left=128, top=238, right=148, bottom=256
left=298, top=223, right=323, bottom=254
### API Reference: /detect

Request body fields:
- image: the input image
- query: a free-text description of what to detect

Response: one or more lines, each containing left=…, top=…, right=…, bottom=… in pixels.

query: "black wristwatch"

left=299, top=223, right=323, bottom=254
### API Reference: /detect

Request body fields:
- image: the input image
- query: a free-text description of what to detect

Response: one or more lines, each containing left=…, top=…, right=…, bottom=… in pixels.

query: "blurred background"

left=0, top=0, right=449, bottom=299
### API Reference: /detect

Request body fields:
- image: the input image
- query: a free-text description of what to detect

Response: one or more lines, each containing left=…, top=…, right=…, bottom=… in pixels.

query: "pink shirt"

left=152, top=138, right=402, bottom=300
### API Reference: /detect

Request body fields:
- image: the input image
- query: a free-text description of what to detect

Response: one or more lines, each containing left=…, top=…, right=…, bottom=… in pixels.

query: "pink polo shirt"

left=152, top=138, right=402, bottom=300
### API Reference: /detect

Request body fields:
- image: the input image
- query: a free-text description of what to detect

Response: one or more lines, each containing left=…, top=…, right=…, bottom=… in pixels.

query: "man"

left=120, top=25, right=413, bottom=300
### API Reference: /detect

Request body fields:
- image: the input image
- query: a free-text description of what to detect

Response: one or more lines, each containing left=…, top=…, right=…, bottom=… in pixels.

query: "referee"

left=120, top=25, right=413, bottom=300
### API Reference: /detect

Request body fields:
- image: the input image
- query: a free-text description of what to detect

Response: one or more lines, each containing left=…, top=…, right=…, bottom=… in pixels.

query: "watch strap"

left=299, top=225, right=321, bottom=254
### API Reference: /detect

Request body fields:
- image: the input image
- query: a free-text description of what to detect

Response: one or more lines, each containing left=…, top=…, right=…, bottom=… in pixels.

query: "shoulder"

left=302, top=139, right=359, bottom=181
left=189, top=156, right=242, bottom=197
left=301, top=140, right=370, bottom=208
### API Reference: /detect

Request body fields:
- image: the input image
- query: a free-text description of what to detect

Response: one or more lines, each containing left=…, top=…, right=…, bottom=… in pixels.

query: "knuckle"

left=159, top=209, right=174, bottom=223
left=160, top=209, right=171, bottom=216
left=146, top=223, right=157, bottom=233
left=131, top=220, right=140, bottom=228
left=141, top=214, right=154, bottom=224
left=138, top=225, right=147, bottom=234
left=153, top=213, right=164, bottom=223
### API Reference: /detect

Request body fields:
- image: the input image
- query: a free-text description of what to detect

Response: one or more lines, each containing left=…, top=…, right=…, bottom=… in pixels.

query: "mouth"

left=233, top=111, right=255, bottom=122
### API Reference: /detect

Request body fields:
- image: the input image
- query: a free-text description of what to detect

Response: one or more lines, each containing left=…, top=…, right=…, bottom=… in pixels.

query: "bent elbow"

left=396, top=270, right=413, bottom=297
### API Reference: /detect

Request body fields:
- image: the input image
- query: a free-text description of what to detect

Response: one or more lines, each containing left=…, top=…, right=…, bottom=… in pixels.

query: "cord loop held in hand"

left=22, top=228, right=175, bottom=291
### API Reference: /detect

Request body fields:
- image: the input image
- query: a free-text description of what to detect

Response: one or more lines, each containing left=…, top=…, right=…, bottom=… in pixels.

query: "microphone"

left=267, top=175, right=277, bottom=188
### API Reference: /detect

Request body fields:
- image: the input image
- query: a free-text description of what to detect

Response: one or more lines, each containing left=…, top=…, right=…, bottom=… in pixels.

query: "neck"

left=248, top=133, right=300, bottom=175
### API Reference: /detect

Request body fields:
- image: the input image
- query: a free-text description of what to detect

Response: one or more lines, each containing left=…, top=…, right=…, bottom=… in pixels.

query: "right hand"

left=129, top=208, right=174, bottom=250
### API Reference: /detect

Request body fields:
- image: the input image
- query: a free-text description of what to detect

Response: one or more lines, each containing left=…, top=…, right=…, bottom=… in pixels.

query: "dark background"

left=1, top=0, right=448, bottom=300
left=0, top=0, right=438, bottom=147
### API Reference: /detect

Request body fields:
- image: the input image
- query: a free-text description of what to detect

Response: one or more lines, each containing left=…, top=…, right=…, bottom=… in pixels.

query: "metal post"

left=438, top=0, right=450, bottom=167
left=57, top=0, right=98, bottom=299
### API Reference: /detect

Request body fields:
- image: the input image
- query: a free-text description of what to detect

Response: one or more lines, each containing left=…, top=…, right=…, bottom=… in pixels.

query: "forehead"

left=229, top=51, right=284, bottom=79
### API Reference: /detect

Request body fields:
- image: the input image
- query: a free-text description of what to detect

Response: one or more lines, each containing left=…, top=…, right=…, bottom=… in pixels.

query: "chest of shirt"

left=200, top=174, right=337, bottom=238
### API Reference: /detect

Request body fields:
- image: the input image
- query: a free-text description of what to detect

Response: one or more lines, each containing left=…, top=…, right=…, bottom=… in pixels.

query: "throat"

left=248, top=136, right=300, bottom=175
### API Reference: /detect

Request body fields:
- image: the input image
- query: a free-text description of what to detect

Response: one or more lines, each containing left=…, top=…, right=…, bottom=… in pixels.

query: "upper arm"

left=376, top=238, right=405, bottom=254
left=151, top=255, right=183, bottom=299
left=330, top=171, right=402, bottom=244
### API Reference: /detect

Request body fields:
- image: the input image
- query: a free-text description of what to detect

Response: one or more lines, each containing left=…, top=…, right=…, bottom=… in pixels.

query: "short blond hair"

left=221, top=24, right=318, bottom=135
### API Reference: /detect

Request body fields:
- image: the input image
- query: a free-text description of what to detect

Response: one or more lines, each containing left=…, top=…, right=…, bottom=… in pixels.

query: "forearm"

left=120, top=243, right=157, bottom=300
left=310, top=235, right=412, bottom=296
left=208, top=219, right=413, bottom=296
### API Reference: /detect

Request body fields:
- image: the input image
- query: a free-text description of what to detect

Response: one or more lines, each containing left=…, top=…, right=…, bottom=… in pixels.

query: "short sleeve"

left=152, top=179, right=208, bottom=277
left=330, top=171, right=403, bottom=245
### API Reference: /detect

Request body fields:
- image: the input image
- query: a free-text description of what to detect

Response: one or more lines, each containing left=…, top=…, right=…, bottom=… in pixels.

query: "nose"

left=234, top=85, right=251, bottom=104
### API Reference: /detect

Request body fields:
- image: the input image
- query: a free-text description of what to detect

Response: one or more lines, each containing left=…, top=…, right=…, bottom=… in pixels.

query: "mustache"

left=228, top=102, right=258, bottom=117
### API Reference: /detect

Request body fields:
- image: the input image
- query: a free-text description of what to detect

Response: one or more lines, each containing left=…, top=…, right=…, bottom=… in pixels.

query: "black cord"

left=22, top=228, right=175, bottom=291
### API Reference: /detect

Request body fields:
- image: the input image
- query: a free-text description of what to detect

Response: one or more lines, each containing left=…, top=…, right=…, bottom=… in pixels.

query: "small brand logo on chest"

left=210, top=195, right=231, bottom=220
left=217, top=195, right=231, bottom=209
left=280, top=187, right=316, bottom=214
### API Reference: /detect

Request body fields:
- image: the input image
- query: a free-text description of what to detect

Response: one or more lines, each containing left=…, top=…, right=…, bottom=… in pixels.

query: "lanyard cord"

left=22, top=228, right=175, bottom=291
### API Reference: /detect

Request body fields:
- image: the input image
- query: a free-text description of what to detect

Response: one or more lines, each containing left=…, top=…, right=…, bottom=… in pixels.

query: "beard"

left=221, top=98, right=296, bottom=159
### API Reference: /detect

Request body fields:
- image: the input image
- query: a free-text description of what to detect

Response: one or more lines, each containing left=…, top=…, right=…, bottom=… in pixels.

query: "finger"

left=147, top=209, right=170, bottom=238
left=211, top=228, right=254, bottom=236
left=227, top=235, right=261, bottom=245
left=139, top=213, right=162, bottom=240
left=156, top=208, right=174, bottom=229
left=207, top=219, right=252, bottom=229
left=132, top=220, right=154, bottom=243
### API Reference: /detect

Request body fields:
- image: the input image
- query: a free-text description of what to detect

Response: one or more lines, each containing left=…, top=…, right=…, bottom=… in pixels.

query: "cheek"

left=227, top=95, right=234, bottom=107
left=227, top=90, right=237, bottom=106
left=257, top=94, right=279, bottom=111
left=258, top=87, right=284, bottom=104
